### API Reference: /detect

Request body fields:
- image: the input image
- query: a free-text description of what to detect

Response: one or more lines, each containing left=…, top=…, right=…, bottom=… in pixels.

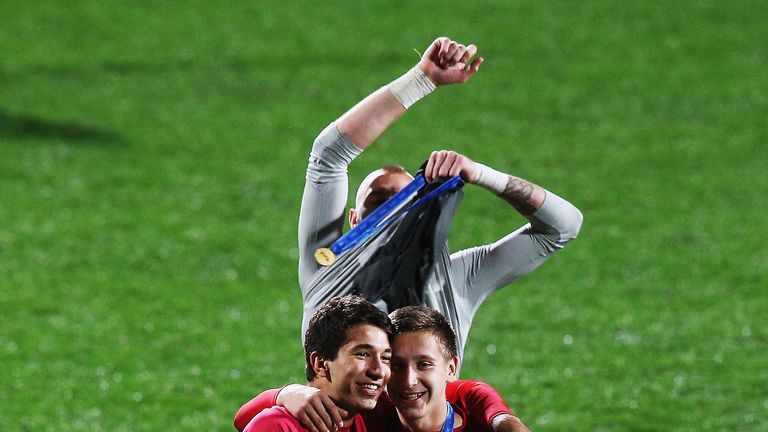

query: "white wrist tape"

left=474, top=163, right=508, bottom=194
left=389, top=66, right=436, bottom=109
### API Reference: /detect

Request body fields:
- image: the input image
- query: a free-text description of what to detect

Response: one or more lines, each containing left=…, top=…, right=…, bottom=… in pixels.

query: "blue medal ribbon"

left=326, top=175, right=462, bottom=258
left=388, top=401, right=455, bottom=432
left=441, top=401, right=455, bottom=432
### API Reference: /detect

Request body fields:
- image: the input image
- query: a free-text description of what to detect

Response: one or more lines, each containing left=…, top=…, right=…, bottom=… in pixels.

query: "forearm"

left=336, top=86, right=407, bottom=150
left=473, top=161, right=583, bottom=239
left=473, top=163, right=545, bottom=215
left=337, top=66, right=436, bottom=150
left=472, top=160, right=583, bottom=239
left=499, top=175, right=546, bottom=215
left=234, top=388, right=282, bottom=432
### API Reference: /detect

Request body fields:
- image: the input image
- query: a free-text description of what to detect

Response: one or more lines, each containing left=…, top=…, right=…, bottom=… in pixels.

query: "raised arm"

left=424, top=150, right=583, bottom=307
left=298, top=37, right=484, bottom=290
left=337, top=37, right=484, bottom=150
left=424, top=150, right=546, bottom=214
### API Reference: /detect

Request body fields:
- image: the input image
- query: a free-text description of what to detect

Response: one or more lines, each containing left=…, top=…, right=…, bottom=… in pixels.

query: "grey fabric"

left=298, top=123, right=584, bottom=365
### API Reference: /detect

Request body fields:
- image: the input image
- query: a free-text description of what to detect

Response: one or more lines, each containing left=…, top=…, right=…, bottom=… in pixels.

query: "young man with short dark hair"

left=239, top=295, right=392, bottom=431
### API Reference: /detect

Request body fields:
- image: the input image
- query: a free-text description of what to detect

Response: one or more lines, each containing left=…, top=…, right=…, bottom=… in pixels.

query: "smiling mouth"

left=398, top=391, right=426, bottom=401
left=359, top=384, right=381, bottom=395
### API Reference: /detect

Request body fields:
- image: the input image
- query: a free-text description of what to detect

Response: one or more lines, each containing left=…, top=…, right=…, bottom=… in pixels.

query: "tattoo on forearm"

left=500, top=176, right=539, bottom=215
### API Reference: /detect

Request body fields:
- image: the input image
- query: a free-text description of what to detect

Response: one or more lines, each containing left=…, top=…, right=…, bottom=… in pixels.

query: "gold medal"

left=314, top=248, right=336, bottom=266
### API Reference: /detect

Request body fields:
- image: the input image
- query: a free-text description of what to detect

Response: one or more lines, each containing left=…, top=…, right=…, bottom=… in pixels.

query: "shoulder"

left=244, top=406, right=304, bottom=432
left=447, top=380, right=508, bottom=409
left=446, top=379, right=484, bottom=400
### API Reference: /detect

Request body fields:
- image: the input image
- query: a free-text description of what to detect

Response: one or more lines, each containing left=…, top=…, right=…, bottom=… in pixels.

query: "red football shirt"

left=234, top=380, right=510, bottom=432
left=244, top=406, right=366, bottom=432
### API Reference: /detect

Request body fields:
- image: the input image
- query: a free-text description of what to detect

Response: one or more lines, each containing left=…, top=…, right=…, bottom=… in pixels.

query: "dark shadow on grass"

left=0, top=110, right=125, bottom=145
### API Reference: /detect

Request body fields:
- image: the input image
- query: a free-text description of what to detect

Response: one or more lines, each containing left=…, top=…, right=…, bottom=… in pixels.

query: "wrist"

left=389, top=66, right=437, bottom=109
left=473, top=163, right=508, bottom=194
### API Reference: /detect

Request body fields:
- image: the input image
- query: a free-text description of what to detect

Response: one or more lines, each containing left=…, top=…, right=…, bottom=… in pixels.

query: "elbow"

left=233, top=414, right=246, bottom=432
left=233, top=405, right=253, bottom=432
left=569, top=207, right=584, bottom=240
left=554, top=206, right=583, bottom=245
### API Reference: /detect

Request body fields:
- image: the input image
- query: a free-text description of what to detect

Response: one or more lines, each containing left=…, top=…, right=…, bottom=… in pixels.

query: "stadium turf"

left=1, top=1, right=766, bottom=430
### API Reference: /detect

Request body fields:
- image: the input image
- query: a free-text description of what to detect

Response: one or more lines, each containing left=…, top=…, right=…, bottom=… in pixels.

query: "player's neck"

left=398, top=407, right=462, bottom=432
left=310, top=382, right=358, bottom=428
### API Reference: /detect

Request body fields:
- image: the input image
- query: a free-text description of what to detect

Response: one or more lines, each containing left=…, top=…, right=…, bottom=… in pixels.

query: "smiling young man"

left=238, top=296, right=392, bottom=432
left=235, top=305, right=529, bottom=432
left=384, top=306, right=529, bottom=432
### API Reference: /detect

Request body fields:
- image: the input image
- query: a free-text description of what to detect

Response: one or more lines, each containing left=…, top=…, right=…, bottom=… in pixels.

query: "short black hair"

left=304, top=295, right=392, bottom=381
left=389, top=306, right=458, bottom=360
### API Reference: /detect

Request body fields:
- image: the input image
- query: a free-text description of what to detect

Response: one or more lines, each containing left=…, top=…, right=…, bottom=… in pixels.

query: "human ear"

left=310, top=352, right=329, bottom=378
left=349, top=208, right=359, bottom=228
left=447, top=356, right=459, bottom=379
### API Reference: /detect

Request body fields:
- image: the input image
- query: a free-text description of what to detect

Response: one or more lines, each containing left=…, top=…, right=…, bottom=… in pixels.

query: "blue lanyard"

left=326, top=175, right=462, bottom=258
left=388, top=401, right=455, bottom=432
left=441, top=401, right=455, bottom=432
left=329, top=175, right=426, bottom=257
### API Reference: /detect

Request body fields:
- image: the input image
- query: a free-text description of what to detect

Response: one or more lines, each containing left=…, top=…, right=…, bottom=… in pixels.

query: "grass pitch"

left=1, top=1, right=766, bottom=430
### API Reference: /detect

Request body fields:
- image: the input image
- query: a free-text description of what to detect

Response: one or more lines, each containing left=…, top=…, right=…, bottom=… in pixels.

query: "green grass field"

left=1, top=1, right=766, bottom=430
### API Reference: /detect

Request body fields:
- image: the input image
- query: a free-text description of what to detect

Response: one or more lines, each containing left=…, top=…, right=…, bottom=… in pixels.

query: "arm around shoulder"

left=243, top=407, right=301, bottom=432
left=446, top=380, right=531, bottom=432
left=234, top=388, right=282, bottom=432
left=446, top=380, right=511, bottom=429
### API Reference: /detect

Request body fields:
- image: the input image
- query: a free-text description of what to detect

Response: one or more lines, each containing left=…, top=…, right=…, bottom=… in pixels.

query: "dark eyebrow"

left=392, top=354, right=437, bottom=361
left=350, top=343, right=392, bottom=353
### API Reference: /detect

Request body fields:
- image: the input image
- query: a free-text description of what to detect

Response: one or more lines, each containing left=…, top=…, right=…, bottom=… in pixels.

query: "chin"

left=353, top=399, right=378, bottom=412
left=353, top=394, right=380, bottom=410
left=393, top=401, right=427, bottom=419
left=399, top=406, right=428, bottom=424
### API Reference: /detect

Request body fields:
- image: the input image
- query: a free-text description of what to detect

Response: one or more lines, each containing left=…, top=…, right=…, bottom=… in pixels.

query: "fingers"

left=435, top=37, right=451, bottom=62
left=438, top=41, right=478, bottom=68
left=291, top=391, right=344, bottom=432
left=426, top=150, right=451, bottom=181
left=426, top=150, right=466, bottom=182
left=296, top=410, right=324, bottom=432
left=423, top=37, right=446, bottom=62
left=320, top=394, right=345, bottom=430
left=468, top=56, right=484, bottom=74
left=425, top=151, right=438, bottom=181
left=307, top=396, right=335, bottom=432
left=420, top=36, right=482, bottom=85
left=464, top=44, right=478, bottom=63
left=441, top=151, right=459, bottom=178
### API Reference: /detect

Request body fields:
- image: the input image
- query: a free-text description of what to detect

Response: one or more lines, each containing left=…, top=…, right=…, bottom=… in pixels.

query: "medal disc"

left=314, top=248, right=336, bottom=266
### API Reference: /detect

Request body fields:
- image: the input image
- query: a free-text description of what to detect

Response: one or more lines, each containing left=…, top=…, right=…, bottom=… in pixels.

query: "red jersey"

left=235, top=380, right=510, bottom=432
left=244, top=406, right=366, bottom=432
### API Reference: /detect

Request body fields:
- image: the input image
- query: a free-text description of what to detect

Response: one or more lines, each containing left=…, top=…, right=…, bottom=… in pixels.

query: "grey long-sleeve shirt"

left=298, top=123, right=583, bottom=360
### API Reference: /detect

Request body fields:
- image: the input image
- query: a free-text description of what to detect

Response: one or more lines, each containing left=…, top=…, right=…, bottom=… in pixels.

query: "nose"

left=403, top=365, right=419, bottom=387
left=367, top=356, right=389, bottom=380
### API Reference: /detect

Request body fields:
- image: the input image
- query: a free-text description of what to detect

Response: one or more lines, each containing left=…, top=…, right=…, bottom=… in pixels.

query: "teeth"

left=401, top=392, right=425, bottom=400
left=361, top=384, right=378, bottom=391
